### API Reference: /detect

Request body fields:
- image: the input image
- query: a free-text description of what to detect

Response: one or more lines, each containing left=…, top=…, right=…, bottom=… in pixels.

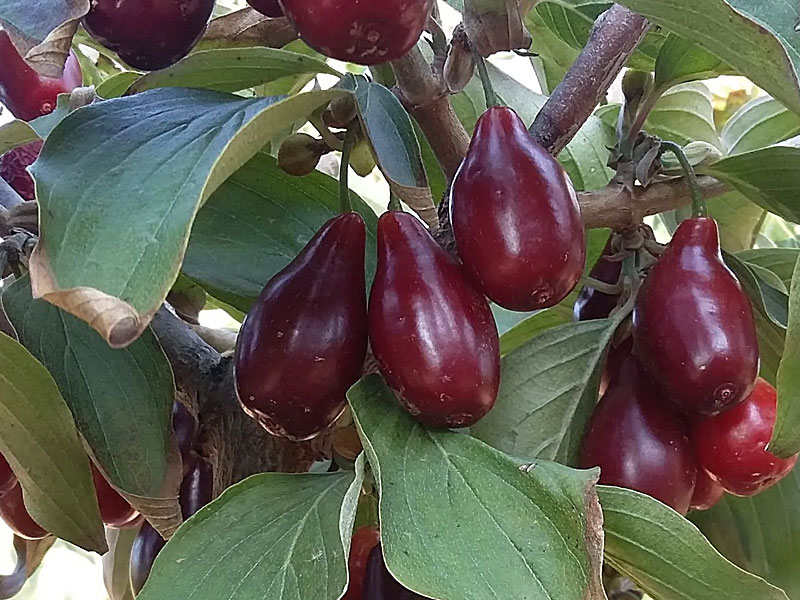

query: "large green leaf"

left=0, top=0, right=87, bottom=44
left=498, top=304, right=574, bottom=356
left=2, top=278, right=180, bottom=532
left=601, top=486, right=788, bottom=600
left=349, top=375, right=605, bottom=600
left=738, top=248, right=800, bottom=290
left=708, top=192, right=764, bottom=253
left=472, top=319, right=616, bottom=466
left=128, top=47, right=338, bottom=94
left=615, top=0, right=800, bottom=115
left=692, top=468, right=800, bottom=599
left=721, top=96, right=800, bottom=155
left=653, top=33, right=733, bottom=92
left=525, top=10, right=581, bottom=94
left=139, top=463, right=363, bottom=600
left=29, top=86, right=347, bottom=347
left=0, top=331, right=105, bottom=553
left=182, top=153, right=378, bottom=314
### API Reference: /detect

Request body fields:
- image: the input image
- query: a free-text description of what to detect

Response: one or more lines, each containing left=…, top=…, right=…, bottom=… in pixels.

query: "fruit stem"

left=581, top=276, right=624, bottom=296
left=660, top=140, right=707, bottom=218
left=470, top=44, right=500, bottom=108
left=387, top=190, right=402, bottom=212
left=339, top=126, right=357, bottom=214
left=611, top=254, right=640, bottom=323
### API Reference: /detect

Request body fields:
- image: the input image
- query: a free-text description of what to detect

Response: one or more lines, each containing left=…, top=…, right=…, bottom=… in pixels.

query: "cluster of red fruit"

left=577, top=218, right=797, bottom=514
left=234, top=104, right=585, bottom=440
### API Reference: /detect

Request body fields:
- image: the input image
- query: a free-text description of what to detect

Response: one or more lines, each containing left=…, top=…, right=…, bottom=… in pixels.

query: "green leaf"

left=708, top=192, right=764, bottom=253
left=2, top=278, right=180, bottom=532
left=721, top=96, right=800, bottom=155
left=724, top=252, right=788, bottom=330
left=95, top=72, right=142, bottom=99
left=128, top=47, right=339, bottom=94
left=653, top=33, right=733, bottom=92
left=29, top=86, right=347, bottom=347
left=615, top=0, right=800, bottom=115
left=138, top=463, right=364, bottom=600
left=692, top=468, right=800, bottom=599
left=738, top=248, right=800, bottom=290
left=0, top=119, right=38, bottom=154
left=643, top=82, right=721, bottom=149
left=525, top=10, right=581, bottom=94
left=770, top=253, right=800, bottom=457
left=0, top=331, right=105, bottom=553
left=349, top=375, right=605, bottom=600
left=182, top=153, right=378, bottom=314
left=472, top=319, right=616, bottom=466
left=601, top=486, right=788, bottom=600
left=498, top=304, right=574, bottom=356
left=0, top=1, right=85, bottom=44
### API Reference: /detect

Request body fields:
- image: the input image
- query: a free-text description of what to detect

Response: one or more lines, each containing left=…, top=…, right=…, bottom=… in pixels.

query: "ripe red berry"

left=690, top=469, right=725, bottom=511
left=692, top=378, right=798, bottom=497
left=0, top=30, right=82, bottom=121
left=369, top=211, right=500, bottom=428
left=82, top=0, right=215, bottom=71
left=247, top=0, right=284, bottom=17
left=92, top=464, right=140, bottom=528
left=0, top=454, right=17, bottom=499
left=574, top=238, right=621, bottom=322
left=0, top=140, right=43, bottom=201
left=581, top=357, right=697, bottom=514
left=0, top=482, right=48, bottom=540
left=279, top=0, right=434, bottom=65
left=179, top=455, right=213, bottom=519
left=130, top=520, right=165, bottom=595
left=451, top=107, right=586, bottom=311
left=363, top=543, right=425, bottom=599
left=343, top=526, right=380, bottom=600
left=235, top=213, right=368, bottom=441
left=633, top=218, right=759, bottom=416
left=172, top=401, right=197, bottom=463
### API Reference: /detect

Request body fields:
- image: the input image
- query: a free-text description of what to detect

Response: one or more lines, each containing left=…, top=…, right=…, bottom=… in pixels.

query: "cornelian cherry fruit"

left=0, top=482, right=48, bottom=540
left=369, top=211, right=500, bottom=428
left=343, top=526, right=380, bottom=600
left=633, top=217, right=759, bottom=416
left=574, top=238, right=621, bottom=322
left=692, top=378, right=798, bottom=497
left=690, top=469, right=725, bottom=511
left=0, top=30, right=82, bottom=121
left=179, top=455, right=213, bottom=519
left=247, top=0, right=284, bottom=17
left=581, top=357, right=697, bottom=514
left=130, top=521, right=165, bottom=595
left=451, top=106, right=585, bottom=311
left=363, top=543, right=425, bottom=599
left=0, top=454, right=16, bottom=499
left=235, top=213, right=368, bottom=441
left=279, top=0, right=434, bottom=65
left=82, top=0, right=215, bottom=71
left=0, top=140, right=43, bottom=201
left=92, top=464, right=139, bottom=528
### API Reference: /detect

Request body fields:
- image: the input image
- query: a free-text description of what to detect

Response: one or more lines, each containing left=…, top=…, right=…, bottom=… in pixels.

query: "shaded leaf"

left=653, top=33, right=733, bottom=92
left=721, top=96, right=800, bottom=155
left=738, top=248, right=799, bottom=290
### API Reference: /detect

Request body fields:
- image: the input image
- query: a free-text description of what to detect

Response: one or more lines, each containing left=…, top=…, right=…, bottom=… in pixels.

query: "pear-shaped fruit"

left=82, top=0, right=215, bottom=71
left=235, top=213, right=368, bottom=441
left=574, top=238, right=621, bottom=321
left=0, top=31, right=82, bottom=121
left=130, top=521, right=165, bottom=595
left=279, top=0, right=434, bottom=65
left=92, top=464, right=139, bottom=528
left=451, top=106, right=586, bottom=311
left=0, top=140, right=43, bottom=201
left=247, top=0, right=284, bottom=17
left=343, top=526, right=381, bottom=600
left=692, top=378, right=798, bottom=497
left=0, top=482, right=48, bottom=540
left=690, top=469, right=725, bottom=511
left=633, top=217, right=759, bottom=416
left=363, top=543, right=425, bottom=599
left=172, top=401, right=197, bottom=468
left=179, top=454, right=213, bottom=518
left=369, top=211, right=500, bottom=428
left=581, top=357, right=697, bottom=514
left=0, top=453, right=16, bottom=499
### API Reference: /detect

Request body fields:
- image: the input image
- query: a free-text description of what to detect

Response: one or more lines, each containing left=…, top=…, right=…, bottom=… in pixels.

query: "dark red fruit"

left=581, top=357, right=697, bottom=514
left=247, top=0, right=284, bottom=17
left=0, top=454, right=17, bottom=499
left=690, top=469, right=725, bottom=511
left=600, top=337, right=633, bottom=397
left=130, top=520, right=165, bottom=595
left=235, top=213, right=368, bottom=441
left=343, top=526, right=381, bottom=600
left=92, top=464, right=139, bottom=528
left=450, top=106, right=586, bottom=311
left=369, top=211, right=500, bottom=428
left=82, top=0, right=215, bottom=71
left=363, top=544, right=425, bottom=599
left=574, top=238, right=622, bottom=321
left=172, top=401, right=197, bottom=460
left=279, top=0, right=434, bottom=65
left=179, top=455, right=213, bottom=519
left=0, top=30, right=82, bottom=121
left=692, top=378, right=798, bottom=497
left=633, top=218, right=759, bottom=416
left=0, top=482, right=48, bottom=540
left=0, top=140, right=43, bottom=201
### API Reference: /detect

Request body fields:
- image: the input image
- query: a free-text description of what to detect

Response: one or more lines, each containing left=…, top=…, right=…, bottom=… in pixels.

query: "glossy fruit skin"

left=690, top=469, right=725, bottom=511
left=581, top=357, right=697, bottom=514
left=92, top=465, right=140, bottom=528
left=82, top=0, right=215, bottom=71
left=692, top=378, right=798, bottom=496
left=369, top=211, right=501, bottom=428
left=130, top=520, right=165, bottom=595
left=173, top=401, right=197, bottom=460
left=279, top=0, right=434, bottom=65
left=246, top=0, right=284, bottom=17
left=235, top=213, right=368, bottom=441
left=0, top=30, right=82, bottom=121
left=574, top=238, right=621, bottom=321
left=450, top=106, right=586, bottom=311
left=600, top=337, right=633, bottom=397
left=179, top=455, right=213, bottom=519
left=363, top=544, right=425, bottom=599
left=0, top=140, right=43, bottom=201
left=343, top=526, right=381, bottom=600
left=0, top=454, right=17, bottom=499
left=633, top=218, right=759, bottom=417
left=0, top=482, right=48, bottom=540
